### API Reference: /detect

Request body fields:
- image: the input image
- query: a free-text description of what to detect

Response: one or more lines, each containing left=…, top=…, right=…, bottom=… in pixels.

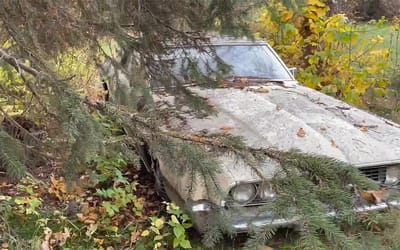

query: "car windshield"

left=172, top=45, right=293, bottom=80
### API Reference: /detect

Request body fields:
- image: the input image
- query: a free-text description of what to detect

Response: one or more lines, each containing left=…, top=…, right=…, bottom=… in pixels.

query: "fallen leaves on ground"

left=0, top=161, right=164, bottom=249
left=48, top=175, right=85, bottom=201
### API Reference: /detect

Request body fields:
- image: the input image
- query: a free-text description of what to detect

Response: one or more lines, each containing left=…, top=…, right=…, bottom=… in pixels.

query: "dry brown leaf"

left=0, top=182, right=12, bottom=188
left=220, top=125, right=235, bottom=131
left=331, top=139, right=338, bottom=148
left=52, top=228, right=71, bottom=247
left=360, top=189, right=388, bottom=204
left=130, top=231, right=141, bottom=244
left=320, top=127, right=327, bottom=131
left=77, top=212, right=98, bottom=224
left=233, top=85, right=246, bottom=90
left=297, top=128, right=306, bottom=137
left=360, top=127, right=369, bottom=132
left=41, top=227, right=52, bottom=250
left=255, top=88, right=270, bottom=93
left=190, top=135, right=206, bottom=143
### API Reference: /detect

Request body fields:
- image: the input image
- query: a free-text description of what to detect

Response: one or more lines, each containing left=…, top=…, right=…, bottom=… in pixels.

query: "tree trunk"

left=378, top=0, right=400, bottom=18
left=327, top=0, right=400, bottom=20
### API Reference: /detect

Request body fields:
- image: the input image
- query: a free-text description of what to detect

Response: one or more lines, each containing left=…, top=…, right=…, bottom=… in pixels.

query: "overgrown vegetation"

left=0, top=155, right=192, bottom=249
left=1, top=0, right=400, bottom=249
left=253, top=0, right=400, bottom=105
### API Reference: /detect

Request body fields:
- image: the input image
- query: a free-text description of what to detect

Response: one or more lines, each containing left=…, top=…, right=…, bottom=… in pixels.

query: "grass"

left=354, top=22, right=400, bottom=122
left=355, top=23, right=400, bottom=64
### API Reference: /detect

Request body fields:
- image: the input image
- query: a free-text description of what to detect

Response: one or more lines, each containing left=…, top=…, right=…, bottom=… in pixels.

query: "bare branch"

left=0, top=48, right=40, bottom=77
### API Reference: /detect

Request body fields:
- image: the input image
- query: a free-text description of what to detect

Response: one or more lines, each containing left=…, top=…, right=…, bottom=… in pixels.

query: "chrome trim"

left=231, top=216, right=299, bottom=231
left=189, top=200, right=400, bottom=232
left=355, top=160, right=400, bottom=168
left=231, top=200, right=400, bottom=232
left=191, top=203, right=213, bottom=212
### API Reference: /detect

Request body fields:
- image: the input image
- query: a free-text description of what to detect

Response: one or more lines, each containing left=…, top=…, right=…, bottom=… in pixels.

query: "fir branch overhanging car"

left=102, top=37, right=400, bottom=233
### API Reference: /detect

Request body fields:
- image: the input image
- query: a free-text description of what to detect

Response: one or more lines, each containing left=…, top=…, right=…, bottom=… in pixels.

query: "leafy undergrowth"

left=2, top=157, right=400, bottom=249
left=0, top=156, right=192, bottom=250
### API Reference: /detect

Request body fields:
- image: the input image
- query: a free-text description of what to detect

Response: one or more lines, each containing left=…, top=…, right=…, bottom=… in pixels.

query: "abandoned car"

left=103, top=38, right=400, bottom=232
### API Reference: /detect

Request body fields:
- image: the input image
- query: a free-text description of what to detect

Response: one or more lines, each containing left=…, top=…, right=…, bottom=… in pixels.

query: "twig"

left=0, top=48, right=40, bottom=77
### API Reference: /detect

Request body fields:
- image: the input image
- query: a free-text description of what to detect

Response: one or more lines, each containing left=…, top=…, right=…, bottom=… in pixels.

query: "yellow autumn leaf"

left=154, top=218, right=164, bottom=229
left=169, top=202, right=180, bottom=210
left=141, top=230, right=150, bottom=237
left=308, top=0, right=326, bottom=7
left=281, top=10, right=294, bottom=22
left=371, top=35, right=385, bottom=44
left=370, top=48, right=390, bottom=58
left=308, top=5, right=328, bottom=18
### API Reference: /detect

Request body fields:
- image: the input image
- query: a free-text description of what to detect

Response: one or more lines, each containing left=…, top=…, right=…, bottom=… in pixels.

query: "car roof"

left=165, top=36, right=269, bottom=48
left=206, top=36, right=268, bottom=46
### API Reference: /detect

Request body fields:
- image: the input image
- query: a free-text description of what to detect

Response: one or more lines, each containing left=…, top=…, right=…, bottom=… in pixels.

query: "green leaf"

left=102, top=201, right=118, bottom=216
left=171, top=215, right=180, bottom=224
left=154, top=235, right=164, bottom=241
left=151, top=227, right=160, bottom=235
left=180, top=239, right=192, bottom=249
left=135, top=242, right=146, bottom=250
left=374, top=87, right=386, bottom=97
left=173, top=224, right=185, bottom=238
left=173, top=237, right=180, bottom=249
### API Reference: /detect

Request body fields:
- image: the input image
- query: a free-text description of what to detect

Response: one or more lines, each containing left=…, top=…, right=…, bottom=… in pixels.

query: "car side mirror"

left=288, top=67, right=297, bottom=78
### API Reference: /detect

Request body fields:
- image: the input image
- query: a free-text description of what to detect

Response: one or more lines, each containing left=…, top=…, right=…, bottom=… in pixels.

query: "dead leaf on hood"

left=297, top=128, right=306, bottom=137
left=190, top=135, right=207, bottom=143
left=360, top=127, right=369, bottom=132
left=255, top=88, right=270, bottom=93
left=359, top=189, right=388, bottom=204
left=220, top=125, right=235, bottom=131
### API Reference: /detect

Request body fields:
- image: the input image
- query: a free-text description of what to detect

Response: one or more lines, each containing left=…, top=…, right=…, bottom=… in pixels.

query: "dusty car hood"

left=156, top=82, right=400, bottom=201
left=169, top=83, right=400, bottom=167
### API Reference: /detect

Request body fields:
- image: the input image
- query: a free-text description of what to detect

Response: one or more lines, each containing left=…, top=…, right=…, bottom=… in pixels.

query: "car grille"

left=359, top=166, right=386, bottom=183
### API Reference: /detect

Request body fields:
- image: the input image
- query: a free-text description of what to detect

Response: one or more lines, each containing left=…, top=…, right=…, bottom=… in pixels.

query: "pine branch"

left=0, top=130, right=26, bottom=180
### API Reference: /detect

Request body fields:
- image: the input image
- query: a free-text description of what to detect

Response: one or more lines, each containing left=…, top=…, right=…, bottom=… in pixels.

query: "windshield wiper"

left=227, top=75, right=287, bottom=83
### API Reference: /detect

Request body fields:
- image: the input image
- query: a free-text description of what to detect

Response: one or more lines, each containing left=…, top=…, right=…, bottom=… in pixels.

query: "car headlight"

left=259, top=184, right=276, bottom=200
left=231, top=183, right=257, bottom=204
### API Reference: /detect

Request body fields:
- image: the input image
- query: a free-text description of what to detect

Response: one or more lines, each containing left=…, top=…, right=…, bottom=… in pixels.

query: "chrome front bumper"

left=189, top=200, right=400, bottom=233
